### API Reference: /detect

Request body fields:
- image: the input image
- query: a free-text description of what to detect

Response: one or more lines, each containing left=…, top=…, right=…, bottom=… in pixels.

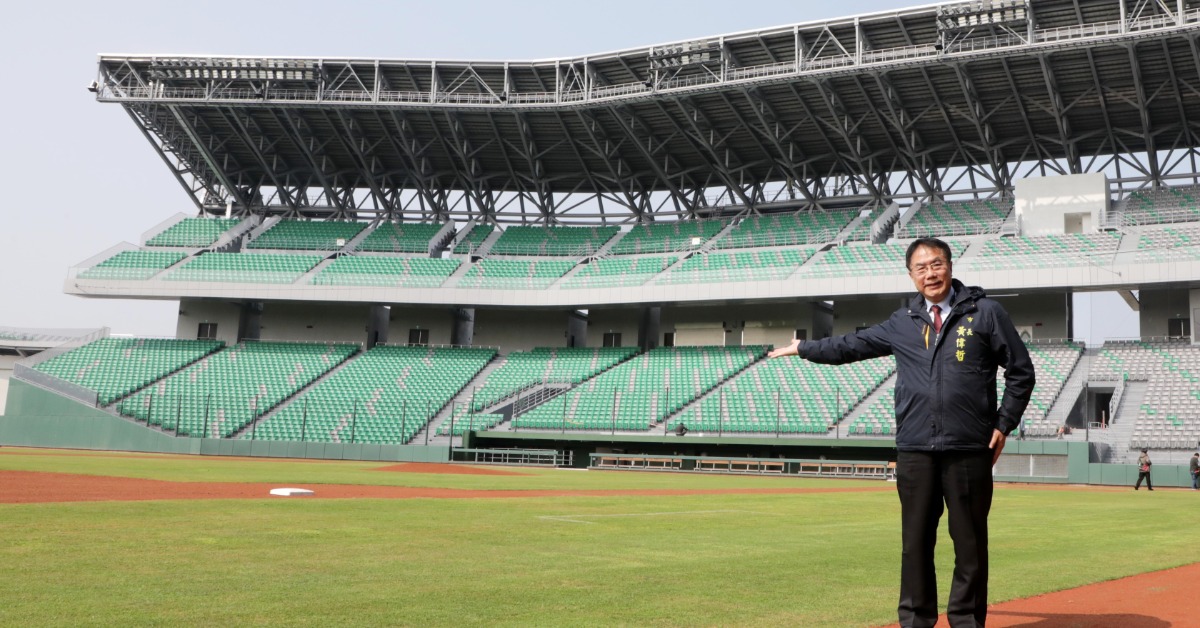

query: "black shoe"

left=1148, top=488, right=1154, bottom=491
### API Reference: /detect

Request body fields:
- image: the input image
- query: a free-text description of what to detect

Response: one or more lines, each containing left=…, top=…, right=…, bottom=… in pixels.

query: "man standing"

left=769, top=237, right=1035, bottom=628
left=1189, top=452, right=1198, bottom=491
left=1135, top=449, right=1153, bottom=491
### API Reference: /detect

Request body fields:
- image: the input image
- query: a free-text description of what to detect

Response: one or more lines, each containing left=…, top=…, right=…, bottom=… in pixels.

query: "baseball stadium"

left=3, top=0, right=1200, bottom=625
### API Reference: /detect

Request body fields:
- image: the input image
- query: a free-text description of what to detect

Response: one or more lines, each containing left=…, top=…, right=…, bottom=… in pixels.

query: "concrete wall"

left=473, top=309, right=573, bottom=352
left=991, top=293, right=1071, bottom=340
left=389, top=307, right=457, bottom=346
left=176, top=298, right=242, bottom=344
left=829, top=297, right=904, bottom=335
left=259, top=301, right=372, bottom=344
left=588, top=309, right=642, bottom=348
left=1016, top=172, right=1109, bottom=236
left=1140, top=288, right=1192, bottom=338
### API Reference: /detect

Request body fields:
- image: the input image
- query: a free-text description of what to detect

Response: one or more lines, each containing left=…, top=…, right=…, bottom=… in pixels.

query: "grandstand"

left=10, top=0, right=1200, bottom=482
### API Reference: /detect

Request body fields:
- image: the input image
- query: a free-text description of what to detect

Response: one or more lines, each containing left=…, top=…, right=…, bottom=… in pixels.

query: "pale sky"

left=0, top=0, right=1138, bottom=343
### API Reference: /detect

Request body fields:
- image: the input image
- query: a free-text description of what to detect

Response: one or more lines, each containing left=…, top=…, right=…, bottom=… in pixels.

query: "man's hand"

left=767, top=338, right=802, bottom=359
left=989, top=429, right=1006, bottom=466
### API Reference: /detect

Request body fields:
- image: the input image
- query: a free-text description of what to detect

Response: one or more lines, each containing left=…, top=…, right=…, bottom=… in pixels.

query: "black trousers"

left=896, top=450, right=994, bottom=628
left=1135, top=471, right=1152, bottom=489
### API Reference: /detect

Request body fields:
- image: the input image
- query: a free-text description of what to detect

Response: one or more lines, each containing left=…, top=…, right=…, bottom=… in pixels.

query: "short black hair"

left=905, top=237, right=953, bottom=270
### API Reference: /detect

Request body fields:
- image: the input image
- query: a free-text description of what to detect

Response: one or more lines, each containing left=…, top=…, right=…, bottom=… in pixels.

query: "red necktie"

left=931, top=305, right=943, bottom=334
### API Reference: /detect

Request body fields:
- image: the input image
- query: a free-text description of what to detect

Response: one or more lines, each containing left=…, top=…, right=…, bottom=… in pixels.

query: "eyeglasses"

left=909, top=258, right=948, bottom=276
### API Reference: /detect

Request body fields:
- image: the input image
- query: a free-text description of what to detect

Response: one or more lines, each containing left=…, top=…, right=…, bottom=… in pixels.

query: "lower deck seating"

left=116, top=342, right=358, bottom=437
left=471, top=347, right=639, bottom=412
left=513, top=345, right=766, bottom=431
left=249, top=345, right=495, bottom=444
left=1092, top=339, right=1200, bottom=448
left=32, top=337, right=223, bottom=405
left=669, top=354, right=896, bottom=434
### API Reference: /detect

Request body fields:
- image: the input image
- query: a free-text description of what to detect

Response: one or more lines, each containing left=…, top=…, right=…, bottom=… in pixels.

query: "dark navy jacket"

left=798, top=279, right=1035, bottom=452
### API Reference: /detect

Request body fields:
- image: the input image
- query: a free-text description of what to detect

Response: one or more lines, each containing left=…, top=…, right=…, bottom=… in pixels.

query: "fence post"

left=300, top=397, right=309, bottom=442
left=561, top=391, right=569, bottom=434
left=718, top=388, right=724, bottom=438
left=611, top=388, right=618, bottom=435
left=401, top=400, right=408, bottom=446
left=775, top=389, right=782, bottom=438
left=203, top=393, right=212, bottom=439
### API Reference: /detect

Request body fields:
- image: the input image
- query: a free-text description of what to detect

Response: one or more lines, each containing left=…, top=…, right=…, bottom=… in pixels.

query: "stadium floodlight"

left=646, top=40, right=721, bottom=70
left=936, top=0, right=1029, bottom=33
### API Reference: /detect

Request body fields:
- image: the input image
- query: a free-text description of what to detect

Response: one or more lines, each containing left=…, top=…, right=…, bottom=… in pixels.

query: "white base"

left=269, top=487, right=315, bottom=497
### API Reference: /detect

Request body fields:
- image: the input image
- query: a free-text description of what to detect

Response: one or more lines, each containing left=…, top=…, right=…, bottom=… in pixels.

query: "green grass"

left=1, top=449, right=1197, bottom=627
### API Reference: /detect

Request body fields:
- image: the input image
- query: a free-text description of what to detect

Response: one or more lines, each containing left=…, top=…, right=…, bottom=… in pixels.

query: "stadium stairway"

left=299, top=257, right=337, bottom=285
left=424, top=357, right=507, bottom=443
left=1105, top=381, right=1149, bottom=463
left=1039, top=349, right=1097, bottom=434
left=338, top=222, right=378, bottom=254
left=465, top=227, right=503, bottom=257
left=833, top=211, right=871, bottom=242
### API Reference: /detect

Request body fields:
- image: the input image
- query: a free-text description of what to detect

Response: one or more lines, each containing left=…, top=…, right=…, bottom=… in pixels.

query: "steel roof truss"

left=378, top=109, right=448, bottom=219
left=327, top=109, right=394, bottom=217
left=165, top=105, right=249, bottom=209
left=272, top=108, right=345, bottom=214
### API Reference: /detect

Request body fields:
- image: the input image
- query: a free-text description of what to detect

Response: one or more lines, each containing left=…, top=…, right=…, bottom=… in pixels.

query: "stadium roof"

left=95, top=0, right=1200, bottom=223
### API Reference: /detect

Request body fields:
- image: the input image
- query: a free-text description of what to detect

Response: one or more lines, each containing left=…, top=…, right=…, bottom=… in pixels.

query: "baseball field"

left=1, top=447, right=1194, bottom=627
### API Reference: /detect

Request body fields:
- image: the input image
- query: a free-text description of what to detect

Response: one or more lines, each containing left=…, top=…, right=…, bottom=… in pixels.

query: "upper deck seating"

left=357, top=222, right=447, bottom=253
left=166, top=253, right=322, bottom=284
left=669, top=354, right=896, bottom=434
left=146, top=217, right=241, bottom=248
left=311, top=256, right=460, bottom=287
left=33, top=338, right=222, bottom=405
left=1131, top=225, right=1200, bottom=262
left=1116, top=185, right=1200, bottom=226
left=487, top=225, right=619, bottom=256
left=843, top=208, right=880, bottom=242
left=456, top=259, right=575, bottom=289
left=962, top=232, right=1121, bottom=271
left=657, top=248, right=815, bottom=284
left=78, top=250, right=187, bottom=280
left=470, top=346, right=639, bottom=411
left=607, top=220, right=728, bottom=255
left=513, top=345, right=765, bottom=431
left=452, top=224, right=495, bottom=255
left=117, top=341, right=358, bottom=437
left=896, top=198, right=1012, bottom=238
left=249, top=345, right=495, bottom=444
left=246, top=220, right=366, bottom=251
left=562, top=255, right=677, bottom=289
left=804, top=240, right=968, bottom=278
left=714, top=210, right=857, bottom=249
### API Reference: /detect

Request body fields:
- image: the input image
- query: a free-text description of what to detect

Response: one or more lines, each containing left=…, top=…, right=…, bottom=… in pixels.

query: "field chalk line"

left=538, top=509, right=761, bottom=524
